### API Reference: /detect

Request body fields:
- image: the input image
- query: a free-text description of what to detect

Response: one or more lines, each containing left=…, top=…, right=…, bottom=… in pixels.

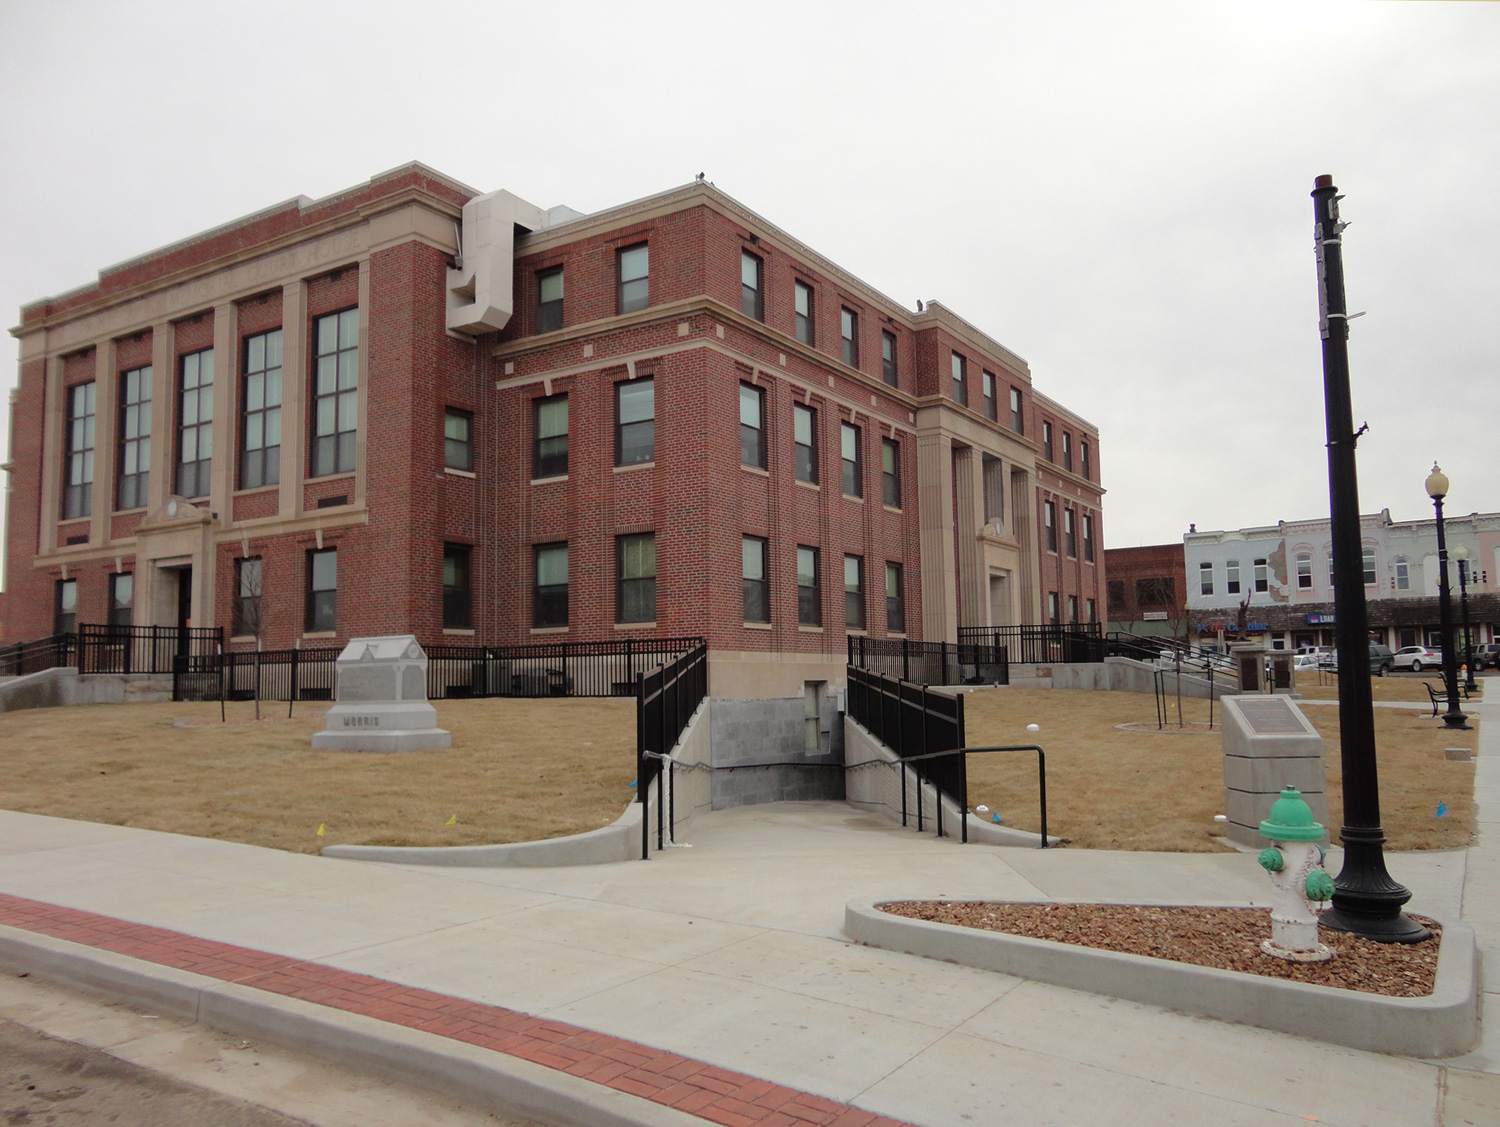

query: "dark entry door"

left=176, top=567, right=193, bottom=657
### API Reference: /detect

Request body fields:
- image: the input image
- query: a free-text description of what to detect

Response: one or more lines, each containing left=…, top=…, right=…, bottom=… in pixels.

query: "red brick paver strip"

left=0, top=893, right=916, bottom=1127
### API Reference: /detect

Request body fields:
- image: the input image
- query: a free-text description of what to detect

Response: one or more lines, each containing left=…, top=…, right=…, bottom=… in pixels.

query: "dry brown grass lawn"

left=963, top=687, right=1476, bottom=853
left=0, top=698, right=637, bottom=853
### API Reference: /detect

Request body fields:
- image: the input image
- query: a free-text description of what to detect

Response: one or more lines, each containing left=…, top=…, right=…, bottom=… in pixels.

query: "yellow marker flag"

left=445, top=814, right=457, bottom=825
left=316, top=823, right=325, bottom=837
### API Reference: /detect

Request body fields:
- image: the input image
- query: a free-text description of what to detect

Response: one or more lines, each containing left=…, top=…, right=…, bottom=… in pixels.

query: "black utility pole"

left=1309, top=175, right=1430, bottom=943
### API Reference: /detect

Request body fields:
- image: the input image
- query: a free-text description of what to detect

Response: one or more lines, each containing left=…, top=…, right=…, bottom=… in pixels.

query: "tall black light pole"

left=1427, top=468, right=1472, bottom=727
left=1454, top=546, right=1477, bottom=694
left=1310, top=175, right=1430, bottom=943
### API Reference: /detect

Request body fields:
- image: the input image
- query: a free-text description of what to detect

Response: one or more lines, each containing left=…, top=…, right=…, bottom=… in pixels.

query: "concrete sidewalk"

left=0, top=697, right=1495, bottom=1127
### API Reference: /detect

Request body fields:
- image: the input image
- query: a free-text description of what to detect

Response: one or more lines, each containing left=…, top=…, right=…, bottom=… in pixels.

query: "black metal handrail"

left=638, top=642, right=709, bottom=859
left=0, top=633, right=75, bottom=677
left=959, top=624, right=1104, bottom=665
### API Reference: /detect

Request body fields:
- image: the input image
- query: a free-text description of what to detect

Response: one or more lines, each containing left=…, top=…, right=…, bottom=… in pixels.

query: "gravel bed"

left=880, top=902, right=1440, bottom=997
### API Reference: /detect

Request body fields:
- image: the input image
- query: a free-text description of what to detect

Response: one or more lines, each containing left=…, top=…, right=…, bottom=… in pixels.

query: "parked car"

left=1473, top=643, right=1500, bottom=671
left=1392, top=645, right=1443, bottom=672
left=1369, top=643, right=1395, bottom=676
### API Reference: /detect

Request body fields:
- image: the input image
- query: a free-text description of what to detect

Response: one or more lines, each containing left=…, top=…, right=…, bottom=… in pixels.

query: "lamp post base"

left=1442, top=710, right=1473, bottom=731
left=1319, top=904, right=1432, bottom=943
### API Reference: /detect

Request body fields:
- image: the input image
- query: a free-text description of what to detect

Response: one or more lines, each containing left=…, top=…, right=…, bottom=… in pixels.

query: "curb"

left=844, top=898, right=1480, bottom=1058
left=0, top=924, right=708, bottom=1127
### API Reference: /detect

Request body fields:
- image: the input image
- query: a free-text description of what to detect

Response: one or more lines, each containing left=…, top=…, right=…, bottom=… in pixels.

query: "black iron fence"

left=2, top=625, right=223, bottom=680
left=959, top=624, right=1105, bottom=664
left=637, top=642, right=709, bottom=859
left=0, top=634, right=74, bottom=677
left=846, top=665, right=968, bottom=837
left=847, top=636, right=1008, bottom=685
left=425, top=637, right=702, bottom=700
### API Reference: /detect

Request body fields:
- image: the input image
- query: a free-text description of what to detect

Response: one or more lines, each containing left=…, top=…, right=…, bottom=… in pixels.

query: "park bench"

left=1423, top=680, right=1472, bottom=716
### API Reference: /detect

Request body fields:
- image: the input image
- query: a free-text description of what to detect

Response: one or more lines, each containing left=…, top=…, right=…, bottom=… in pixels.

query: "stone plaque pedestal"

left=1220, top=694, right=1327, bottom=848
left=312, top=635, right=452, bottom=753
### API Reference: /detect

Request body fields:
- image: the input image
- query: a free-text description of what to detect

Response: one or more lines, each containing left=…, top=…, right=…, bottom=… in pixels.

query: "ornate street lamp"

left=1454, top=545, right=1477, bottom=694
left=1310, top=175, right=1429, bottom=943
left=1425, top=465, right=1471, bottom=730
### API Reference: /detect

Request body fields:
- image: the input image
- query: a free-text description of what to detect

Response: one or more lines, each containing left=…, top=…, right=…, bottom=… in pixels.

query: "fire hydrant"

left=1257, top=786, right=1336, bottom=962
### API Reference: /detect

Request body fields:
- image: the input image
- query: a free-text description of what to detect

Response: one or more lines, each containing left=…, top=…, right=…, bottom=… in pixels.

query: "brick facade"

left=3, top=164, right=1107, bottom=691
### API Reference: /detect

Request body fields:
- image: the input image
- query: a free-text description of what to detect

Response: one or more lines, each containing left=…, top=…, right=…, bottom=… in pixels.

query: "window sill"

left=741, top=465, right=770, bottom=478
left=847, top=628, right=868, bottom=636
left=530, top=626, right=569, bottom=635
left=795, top=479, right=820, bottom=491
left=302, top=632, right=336, bottom=640
left=444, top=468, right=476, bottom=480
left=887, top=632, right=907, bottom=639
left=615, top=621, right=657, bottom=630
left=798, top=625, right=824, bottom=633
left=531, top=474, right=568, bottom=486
left=232, top=485, right=278, bottom=498
left=111, top=507, right=147, bottom=516
left=442, top=628, right=476, bottom=635
left=230, top=635, right=258, bottom=643
left=842, top=494, right=864, bottom=504
left=613, top=461, right=655, bottom=474
left=306, top=472, right=356, bottom=483
left=743, top=621, right=772, bottom=630
left=883, top=504, right=902, bottom=515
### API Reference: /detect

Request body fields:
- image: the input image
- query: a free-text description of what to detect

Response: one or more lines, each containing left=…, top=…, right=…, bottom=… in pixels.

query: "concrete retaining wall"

left=844, top=718, right=1048, bottom=848
left=1009, top=657, right=1229, bottom=700
left=668, top=698, right=712, bottom=838
left=709, top=696, right=844, bottom=809
left=0, top=667, right=173, bottom=713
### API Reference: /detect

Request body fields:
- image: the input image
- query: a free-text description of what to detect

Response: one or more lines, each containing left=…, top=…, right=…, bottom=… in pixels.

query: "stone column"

left=953, top=444, right=986, bottom=631
left=38, top=354, right=65, bottom=553
left=148, top=322, right=174, bottom=512
left=209, top=302, right=237, bottom=521
left=1011, top=466, right=1041, bottom=623
left=353, top=257, right=371, bottom=509
left=278, top=280, right=307, bottom=519
left=91, top=341, right=117, bottom=546
left=917, top=430, right=957, bottom=642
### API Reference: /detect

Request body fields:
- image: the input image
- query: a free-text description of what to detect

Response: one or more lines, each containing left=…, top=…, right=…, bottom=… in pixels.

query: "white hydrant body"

left=1260, top=840, right=1333, bottom=962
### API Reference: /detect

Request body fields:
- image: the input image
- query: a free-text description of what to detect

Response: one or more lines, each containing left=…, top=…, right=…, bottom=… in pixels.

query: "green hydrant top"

left=1259, top=786, right=1325, bottom=843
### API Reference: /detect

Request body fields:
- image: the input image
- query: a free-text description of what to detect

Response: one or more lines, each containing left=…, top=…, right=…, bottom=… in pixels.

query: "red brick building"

left=2, top=164, right=1106, bottom=695
left=1102, top=542, right=1186, bottom=638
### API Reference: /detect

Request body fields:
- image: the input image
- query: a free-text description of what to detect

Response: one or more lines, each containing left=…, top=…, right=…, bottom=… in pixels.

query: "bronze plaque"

left=1235, top=697, right=1307, bottom=735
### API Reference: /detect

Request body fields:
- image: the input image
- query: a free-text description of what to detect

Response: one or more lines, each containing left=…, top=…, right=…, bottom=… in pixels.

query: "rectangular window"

left=742, top=535, right=768, bottom=623
left=117, top=366, right=152, bottom=509
left=840, top=422, right=862, bottom=497
left=537, top=266, right=564, bottom=333
left=740, top=383, right=766, bottom=469
left=741, top=252, right=763, bottom=321
left=1297, top=553, right=1313, bottom=590
left=305, top=548, right=337, bottom=633
left=885, top=562, right=905, bottom=634
left=1138, top=577, right=1175, bottom=609
left=1362, top=546, right=1377, bottom=586
left=312, top=308, right=359, bottom=477
left=1083, top=514, right=1095, bottom=563
left=534, top=542, right=568, bottom=628
left=793, top=403, right=818, bottom=484
left=1048, top=591, right=1060, bottom=626
left=63, top=381, right=96, bottom=520
left=1064, top=509, right=1077, bottom=557
left=109, top=573, right=133, bottom=630
left=444, top=408, right=473, bottom=472
left=1068, top=594, right=1079, bottom=623
left=881, top=437, right=901, bottom=508
left=844, top=555, right=865, bottom=630
left=841, top=308, right=859, bottom=367
left=233, top=558, right=262, bottom=636
left=239, top=331, right=281, bottom=490
left=1087, top=597, right=1097, bottom=623
left=1044, top=500, right=1057, bottom=552
left=1395, top=558, right=1409, bottom=590
left=1062, top=432, right=1073, bottom=472
left=1081, top=441, right=1091, bottom=481
left=881, top=331, right=897, bottom=386
left=982, top=371, right=996, bottom=420
left=1009, top=386, right=1024, bottom=433
left=176, top=349, right=214, bottom=498
left=618, top=244, right=649, bottom=314
left=55, top=578, right=77, bottom=635
left=951, top=352, right=967, bottom=406
left=797, top=546, right=820, bottom=626
left=1254, top=558, right=1269, bottom=593
left=618, top=533, right=657, bottom=623
left=1327, top=554, right=1336, bottom=588
left=533, top=394, right=568, bottom=478
left=794, top=281, right=814, bottom=345
left=1042, top=420, right=1054, bottom=463
left=616, top=378, right=655, bottom=466
left=1107, top=580, right=1126, bottom=614
left=1200, top=561, right=1214, bottom=596
left=443, top=544, right=472, bottom=629
left=1226, top=560, right=1241, bottom=595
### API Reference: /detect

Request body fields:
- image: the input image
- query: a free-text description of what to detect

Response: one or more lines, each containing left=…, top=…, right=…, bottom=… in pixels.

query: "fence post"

left=288, top=648, right=299, bottom=718
left=902, top=638, right=910, bottom=683
left=941, top=644, right=949, bottom=686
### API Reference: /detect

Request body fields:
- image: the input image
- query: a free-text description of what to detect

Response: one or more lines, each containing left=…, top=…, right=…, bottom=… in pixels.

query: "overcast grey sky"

left=2, top=0, right=1495, bottom=575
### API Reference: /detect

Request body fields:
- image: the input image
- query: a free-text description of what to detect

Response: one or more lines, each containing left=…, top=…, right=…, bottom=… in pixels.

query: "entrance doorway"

left=175, top=566, right=193, bottom=656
